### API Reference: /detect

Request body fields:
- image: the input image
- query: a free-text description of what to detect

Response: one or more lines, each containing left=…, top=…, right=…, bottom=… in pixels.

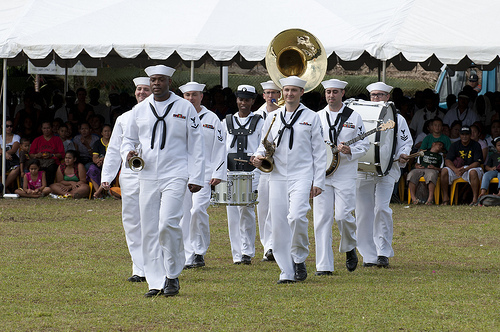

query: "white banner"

left=28, top=60, right=97, bottom=76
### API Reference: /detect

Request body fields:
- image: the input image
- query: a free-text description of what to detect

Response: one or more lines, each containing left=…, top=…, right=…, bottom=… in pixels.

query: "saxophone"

left=258, top=114, right=277, bottom=173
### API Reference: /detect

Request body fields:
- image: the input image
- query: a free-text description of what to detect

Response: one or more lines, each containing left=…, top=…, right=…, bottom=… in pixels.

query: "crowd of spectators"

left=1, top=80, right=500, bottom=203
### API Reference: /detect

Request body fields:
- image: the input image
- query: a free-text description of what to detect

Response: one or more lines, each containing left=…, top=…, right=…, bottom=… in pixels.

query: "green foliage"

left=1, top=199, right=498, bottom=331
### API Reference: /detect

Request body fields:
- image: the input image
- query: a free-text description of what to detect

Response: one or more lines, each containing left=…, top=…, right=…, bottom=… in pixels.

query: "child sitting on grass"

left=15, top=159, right=51, bottom=198
left=479, top=137, right=500, bottom=197
left=407, top=141, right=445, bottom=205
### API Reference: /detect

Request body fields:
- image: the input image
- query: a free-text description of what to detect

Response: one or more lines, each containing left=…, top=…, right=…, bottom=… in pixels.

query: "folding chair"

left=407, top=176, right=440, bottom=205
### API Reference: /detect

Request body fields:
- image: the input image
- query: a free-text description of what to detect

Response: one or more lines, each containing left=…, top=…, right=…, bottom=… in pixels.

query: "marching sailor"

left=355, top=82, right=412, bottom=268
left=253, top=80, right=281, bottom=261
left=122, top=65, right=205, bottom=297
left=98, top=76, right=151, bottom=283
left=252, top=76, right=326, bottom=283
left=222, top=85, right=264, bottom=265
left=313, top=79, right=369, bottom=275
left=179, top=82, right=226, bottom=269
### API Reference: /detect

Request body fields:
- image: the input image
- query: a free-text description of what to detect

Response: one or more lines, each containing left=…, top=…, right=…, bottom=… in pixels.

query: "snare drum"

left=345, top=99, right=397, bottom=176
left=211, top=171, right=257, bottom=206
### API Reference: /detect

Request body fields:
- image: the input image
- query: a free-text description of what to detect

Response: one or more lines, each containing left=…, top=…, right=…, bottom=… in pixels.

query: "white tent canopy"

left=2, top=0, right=500, bottom=70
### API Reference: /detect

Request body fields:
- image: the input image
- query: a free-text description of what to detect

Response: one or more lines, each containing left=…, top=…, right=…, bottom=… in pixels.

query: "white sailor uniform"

left=101, top=110, right=143, bottom=278
left=122, top=93, right=205, bottom=290
left=255, top=104, right=326, bottom=281
left=222, top=112, right=263, bottom=263
left=180, top=106, right=226, bottom=265
left=355, top=114, right=413, bottom=264
left=313, top=104, right=369, bottom=272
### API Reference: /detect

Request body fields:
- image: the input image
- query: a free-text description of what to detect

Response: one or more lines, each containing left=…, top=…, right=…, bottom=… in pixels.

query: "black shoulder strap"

left=225, top=114, right=234, bottom=133
left=248, top=114, right=262, bottom=134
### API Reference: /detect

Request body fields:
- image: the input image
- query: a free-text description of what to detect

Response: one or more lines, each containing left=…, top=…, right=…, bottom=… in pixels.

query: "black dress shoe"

left=144, top=289, right=163, bottom=297
left=363, top=262, right=377, bottom=267
left=265, top=249, right=275, bottom=261
left=164, top=278, right=180, bottom=297
left=277, top=279, right=296, bottom=284
left=127, top=275, right=146, bottom=282
left=294, top=262, right=307, bottom=281
left=192, top=254, right=205, bottom=267
left=315, top=271, right=333, bottom=276
left=346, top=248, right=358, bottom=272
left=377, top=256, right=389, bottom=268
left=241, top=255, right=252, bottom=265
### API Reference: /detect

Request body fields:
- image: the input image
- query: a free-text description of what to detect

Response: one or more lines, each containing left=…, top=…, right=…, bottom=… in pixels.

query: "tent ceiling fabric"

left=1, top=0, right=499, bottom=71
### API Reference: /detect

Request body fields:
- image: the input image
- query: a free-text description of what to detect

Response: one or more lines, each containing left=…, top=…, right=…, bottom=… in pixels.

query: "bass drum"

left=344, top=99, right=397, bottom=176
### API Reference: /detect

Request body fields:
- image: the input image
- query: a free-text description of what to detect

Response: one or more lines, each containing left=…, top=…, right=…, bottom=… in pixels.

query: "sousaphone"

left=265, top=28, right=327, bottom=93
left=257, top=29, right=327, bottom=173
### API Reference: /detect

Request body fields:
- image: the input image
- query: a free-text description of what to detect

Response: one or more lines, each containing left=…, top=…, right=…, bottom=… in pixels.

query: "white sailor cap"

left=179, top=82, right=206, bottom=94
left=144, top=65, right=176, bottom=77
left=279, top=76, right=306, bottom=89
left=321, top=79, right=348, bottom=89
left=260, top=80, right=281, bottom=91
left=366, top=82, right=393, bottom=93
left=133, top=77, right=150, bottom=87
left=235, top=85, right=257, bottom=99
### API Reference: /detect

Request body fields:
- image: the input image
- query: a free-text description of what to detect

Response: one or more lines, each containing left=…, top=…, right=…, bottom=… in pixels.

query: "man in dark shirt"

left=440, top=126, right=483, bottom=205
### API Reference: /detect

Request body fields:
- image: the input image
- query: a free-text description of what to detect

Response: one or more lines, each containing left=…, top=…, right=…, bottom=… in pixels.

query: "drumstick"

left=393, top=150, right=425, bottom=162
left=234, top=158, right=252, bottom=164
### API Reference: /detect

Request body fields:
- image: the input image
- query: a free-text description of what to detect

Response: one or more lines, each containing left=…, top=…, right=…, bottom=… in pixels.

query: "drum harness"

left=226, top=113, right=262, bottom=171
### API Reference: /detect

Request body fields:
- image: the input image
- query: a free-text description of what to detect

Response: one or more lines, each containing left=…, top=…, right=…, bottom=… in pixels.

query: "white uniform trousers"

left=313, top=179, right=357, bottom=272
left=355, top=174, right=394, bottom=264
left=226, top=205, right=256, bottom=262
left=180, top=184, right=211, bottom=265
left=139, top=177, right=187, bottom=290
left=270, top=179, right=311, bottom=281
left=257, top=173, right=272, bottom=257
left=119, top=172, right=144, bottom=277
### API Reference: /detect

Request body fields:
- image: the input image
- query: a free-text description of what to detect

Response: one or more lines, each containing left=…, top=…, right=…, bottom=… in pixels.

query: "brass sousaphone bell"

left=257, top=29, right=327, bottom=173
left=265, top=28, right=328, bottom=94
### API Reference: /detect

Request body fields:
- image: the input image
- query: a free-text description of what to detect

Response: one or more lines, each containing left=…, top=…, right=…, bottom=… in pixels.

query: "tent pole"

left=64, top=64, right=68, bottom=95
left=190, top=61, right=195, bottom=81
left=381, top=60, right=387, bottom=83
left=221, top=65, right=228, bottom=88
left=2, top=59, right=7, bottom=195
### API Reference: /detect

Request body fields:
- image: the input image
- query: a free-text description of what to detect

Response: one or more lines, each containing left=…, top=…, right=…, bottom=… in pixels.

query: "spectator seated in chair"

left=87, top=124, right=112, bottom=195
left=440, top=126, right=483, bottom=205
left=49, top=150, right=90, bottom=199
left=479, top=137, right=500, bottom=197
left=72, top=122, right=99, bottom=170
left=407, top=141, right=445, bottom=205
left=0, top=119, right=21, bottom=192
left=29, top=121, right=65, bottom=185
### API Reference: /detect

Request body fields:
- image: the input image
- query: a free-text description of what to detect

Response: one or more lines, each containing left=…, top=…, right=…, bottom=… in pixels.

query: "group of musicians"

left=98, top=64, right=413, bottom=296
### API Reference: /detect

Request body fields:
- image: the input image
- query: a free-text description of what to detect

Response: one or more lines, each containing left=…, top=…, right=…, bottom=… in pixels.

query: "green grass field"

left=1, top=198, right=498, bottom=331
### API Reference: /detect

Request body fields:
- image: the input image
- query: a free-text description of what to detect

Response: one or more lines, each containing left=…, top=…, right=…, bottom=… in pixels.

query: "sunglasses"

left=6, top=124, right=13, bottom=128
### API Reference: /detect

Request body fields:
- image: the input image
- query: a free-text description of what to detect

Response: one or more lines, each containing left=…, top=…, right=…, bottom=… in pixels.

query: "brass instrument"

left=265, top=28, right=327, bottom=95
left=258, top=114, right=277, bottom=173
left=128, top=144, right=145, bottom=172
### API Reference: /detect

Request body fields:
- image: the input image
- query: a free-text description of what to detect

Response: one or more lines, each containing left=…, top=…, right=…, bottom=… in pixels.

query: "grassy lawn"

left=1, top=198, right=498, bottom=331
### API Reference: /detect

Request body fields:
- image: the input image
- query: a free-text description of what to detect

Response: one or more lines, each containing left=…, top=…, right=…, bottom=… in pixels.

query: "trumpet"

left=258, top=114, right=277, bottom=173
left=128, top=144, right=145, bottom=172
